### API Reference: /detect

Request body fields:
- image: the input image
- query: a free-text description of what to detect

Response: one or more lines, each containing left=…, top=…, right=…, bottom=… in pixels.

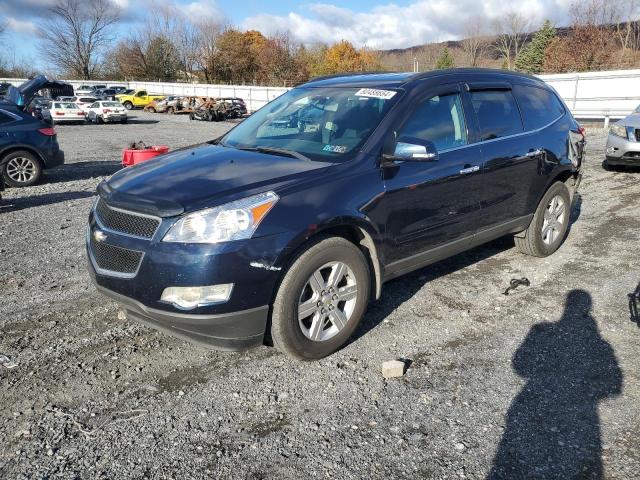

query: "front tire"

left=271, top=236, right=371, bottom=360
left=515, top=181, right=571, bottom=257
left=123, top=102, right=133, bottom=110
left=2, top=150, right=43, bottom=187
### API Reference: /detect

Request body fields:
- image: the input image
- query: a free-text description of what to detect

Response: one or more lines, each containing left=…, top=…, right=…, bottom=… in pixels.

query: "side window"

left=399, top=93, right=468, bottom=151
left=137, top=91, right=146, bottom=97
left=470, top=90, right=523, bottom=141
left=512, top=84, right=565, bottom=131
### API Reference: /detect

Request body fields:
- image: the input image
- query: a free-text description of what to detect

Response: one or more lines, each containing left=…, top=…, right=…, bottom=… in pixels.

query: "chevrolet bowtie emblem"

left=94, top=229, right=107, bottom=242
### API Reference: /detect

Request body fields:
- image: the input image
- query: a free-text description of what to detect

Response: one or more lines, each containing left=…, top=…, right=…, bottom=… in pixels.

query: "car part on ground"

left=87, top=69, right=584, bottom=359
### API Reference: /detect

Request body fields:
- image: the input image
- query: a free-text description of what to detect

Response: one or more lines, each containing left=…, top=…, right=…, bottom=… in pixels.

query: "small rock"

left=382, top=360, right=406, bottom=379
left=117, top=310, right=127, bottom=321
left=454, top=442, right=466, bottom=452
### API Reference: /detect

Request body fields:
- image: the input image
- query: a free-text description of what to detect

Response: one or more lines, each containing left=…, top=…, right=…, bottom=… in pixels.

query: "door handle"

left=459, top=165, right=480, bottom=175
left=525, top=148, right=544, bottom=158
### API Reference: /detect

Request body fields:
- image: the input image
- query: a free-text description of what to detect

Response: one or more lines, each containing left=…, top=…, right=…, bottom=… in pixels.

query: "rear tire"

left=2, top=150, right=43, bottom=187
left=515, top=181, right=571, bottom=257
left=271, top=236, right=371, bottom=360
left=97, top=115, right=104, bottom=124
left=123, top=102, right=133, bottom=110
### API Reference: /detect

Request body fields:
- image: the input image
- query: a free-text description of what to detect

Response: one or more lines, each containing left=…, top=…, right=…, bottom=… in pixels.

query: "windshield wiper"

left=236, top=145, right=312, bottom=162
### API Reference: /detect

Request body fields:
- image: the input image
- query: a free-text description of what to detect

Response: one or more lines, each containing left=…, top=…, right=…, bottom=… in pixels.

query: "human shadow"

left=629, top=282, right=640, bottom=327
left=487, top=289, right=623, bottom=480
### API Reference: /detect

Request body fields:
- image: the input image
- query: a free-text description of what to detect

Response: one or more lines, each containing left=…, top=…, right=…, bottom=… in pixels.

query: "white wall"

left=3, top=68, right=640, bottom=117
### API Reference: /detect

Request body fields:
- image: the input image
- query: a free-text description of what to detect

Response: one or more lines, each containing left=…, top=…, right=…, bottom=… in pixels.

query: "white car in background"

left=72, top=96, right=99, bottom=110
left=41, top=101, right=86, bottom=124
left=85, top=101, right=128, bottom=124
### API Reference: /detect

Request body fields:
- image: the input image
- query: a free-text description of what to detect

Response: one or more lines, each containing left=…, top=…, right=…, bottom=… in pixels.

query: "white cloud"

left=243, top=0, right=575, bottom=49
left=5, top=17, right=39, bottom=35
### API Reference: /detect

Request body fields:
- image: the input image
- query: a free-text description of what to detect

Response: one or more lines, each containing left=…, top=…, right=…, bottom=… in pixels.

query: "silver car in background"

left=605, top=105, right=640, bottom=169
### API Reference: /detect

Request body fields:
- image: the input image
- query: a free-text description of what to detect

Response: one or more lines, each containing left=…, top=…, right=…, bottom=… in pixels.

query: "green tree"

left=515, top=20, right=556, bottom=73
left=435, top=48, right=455, bottom=69
left=145, top=36, right=181, bottom=81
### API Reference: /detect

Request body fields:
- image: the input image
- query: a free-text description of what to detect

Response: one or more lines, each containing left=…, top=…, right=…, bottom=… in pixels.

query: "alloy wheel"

left=542, top=195, right=566, bottom=245
left=297, top=261, right=358, bottom=342
left=5, top=157, right=37, bottom=184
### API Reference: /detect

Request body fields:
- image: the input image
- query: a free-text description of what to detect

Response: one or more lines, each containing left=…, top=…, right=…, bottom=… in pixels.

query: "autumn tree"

left=544, top=1, right=613, bottom=73
left=39, top=0, right=120, bottom=79
left=435, top=47, right=455, bottom=69
left=515, top=20, right=556, bottom=73
left=321, top=40, right=380, bottom=74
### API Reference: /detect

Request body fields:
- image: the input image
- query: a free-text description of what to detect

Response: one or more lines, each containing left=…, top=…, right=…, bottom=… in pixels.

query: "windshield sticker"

left=355, top=88, right=397, bottom=100
left=323, top=144, right=347, bottom=153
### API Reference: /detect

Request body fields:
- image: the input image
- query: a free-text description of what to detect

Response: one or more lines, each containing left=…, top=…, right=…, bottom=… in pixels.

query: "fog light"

left=161, top=284, right=233, bottom=309
left=606, top=146, right=617, bottom=154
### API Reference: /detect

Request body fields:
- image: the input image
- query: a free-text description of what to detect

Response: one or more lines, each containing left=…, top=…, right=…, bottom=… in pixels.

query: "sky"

left=0, top=0, right=576, bottom=71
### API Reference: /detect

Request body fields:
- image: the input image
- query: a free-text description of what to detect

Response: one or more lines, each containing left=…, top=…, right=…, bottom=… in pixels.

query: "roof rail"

left=305, top=71, right=398, bottom=83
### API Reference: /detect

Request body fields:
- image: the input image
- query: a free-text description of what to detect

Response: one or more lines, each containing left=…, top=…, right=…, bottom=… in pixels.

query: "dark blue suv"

left=87, top=69, right=584, bottom=359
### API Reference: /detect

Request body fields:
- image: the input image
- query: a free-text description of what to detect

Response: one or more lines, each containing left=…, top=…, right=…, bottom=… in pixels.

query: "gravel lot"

left=1, top=114, right=639, bottom=479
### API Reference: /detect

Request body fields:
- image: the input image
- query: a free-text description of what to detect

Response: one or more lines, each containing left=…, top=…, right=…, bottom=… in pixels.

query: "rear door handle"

left=460, top=165, right=480, bottom=175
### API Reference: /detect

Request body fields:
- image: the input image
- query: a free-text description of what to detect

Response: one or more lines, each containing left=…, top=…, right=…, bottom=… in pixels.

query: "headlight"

left=163, top=191, right=279, bottom=244
left=609, top=124, right=629, bottom=139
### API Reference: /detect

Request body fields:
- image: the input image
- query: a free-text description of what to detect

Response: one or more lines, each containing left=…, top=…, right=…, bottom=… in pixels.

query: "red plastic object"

left=121, top=145, right=170, bottom=167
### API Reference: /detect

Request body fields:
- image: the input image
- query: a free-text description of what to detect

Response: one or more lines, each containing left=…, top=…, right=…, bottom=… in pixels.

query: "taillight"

left=78, top=112, right=85, bottom=116
left=54, top=111, right=65, bottom=116
left=103, top=109, right=112, bottom=113
left=38, top=127, right=56, bottom=136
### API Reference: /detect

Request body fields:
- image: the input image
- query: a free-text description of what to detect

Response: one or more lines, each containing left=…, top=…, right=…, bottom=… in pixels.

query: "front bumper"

left=93, top=284, right=268, bottom=350
left=605, top=133, right=640, bottom=165
left=104, top=114, right=127, bottom=122
left=86, top=207, right=292, bottom=350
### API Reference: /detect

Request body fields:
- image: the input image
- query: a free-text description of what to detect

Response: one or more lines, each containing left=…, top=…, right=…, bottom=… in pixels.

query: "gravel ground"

left=0, top=115, right=639, bottom=479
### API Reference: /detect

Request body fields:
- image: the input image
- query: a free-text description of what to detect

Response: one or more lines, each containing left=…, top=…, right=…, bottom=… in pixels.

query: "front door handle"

left=525, top=148, right=544, bottom=158
left=460, top=165, right=480, bottom=175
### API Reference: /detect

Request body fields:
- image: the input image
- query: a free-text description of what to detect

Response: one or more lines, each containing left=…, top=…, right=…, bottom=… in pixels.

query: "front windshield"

left=221, top=87, right=400, bottom=162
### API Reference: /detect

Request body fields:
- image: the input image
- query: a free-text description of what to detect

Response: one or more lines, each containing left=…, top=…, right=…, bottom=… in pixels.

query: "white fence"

left=3, top=68, right=640, bottom=121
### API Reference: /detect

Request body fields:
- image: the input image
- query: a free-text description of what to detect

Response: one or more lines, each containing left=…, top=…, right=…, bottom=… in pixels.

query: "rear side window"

left=470, top=90, right=523, bottom=141
left=513, top=84, right=565, bottom=131
left=399, top=93, right=468, bottom=151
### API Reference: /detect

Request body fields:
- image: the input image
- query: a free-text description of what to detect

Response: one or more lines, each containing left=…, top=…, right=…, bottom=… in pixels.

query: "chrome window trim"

left=437, top=111, right=565, bottom=155
left=93, top=199, right=162, bottom=241
left=86, top=226, right=145, bottom=279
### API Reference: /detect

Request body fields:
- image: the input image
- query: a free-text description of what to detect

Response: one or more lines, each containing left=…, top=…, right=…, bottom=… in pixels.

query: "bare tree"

left=492, top=11, right=532, bottom=70
left=39, top=0, right=120, bottom=79
left=461, top=16, right=487, bottom=67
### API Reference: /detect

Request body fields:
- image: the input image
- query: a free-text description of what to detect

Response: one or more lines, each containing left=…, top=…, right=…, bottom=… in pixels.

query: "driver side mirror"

left=383, top=135, right=438, bottom=163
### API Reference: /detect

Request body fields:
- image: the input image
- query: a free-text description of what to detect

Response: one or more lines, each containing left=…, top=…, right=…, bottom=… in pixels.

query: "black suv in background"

left=88, top=69, right=584, bottom=360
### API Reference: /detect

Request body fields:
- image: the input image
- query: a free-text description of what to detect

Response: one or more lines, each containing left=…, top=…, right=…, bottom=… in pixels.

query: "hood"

left=618, top=113, right=640, bottom=128
left=6, top=75, right=71, bottom=107
left=101, top=143, right=331, bottom=216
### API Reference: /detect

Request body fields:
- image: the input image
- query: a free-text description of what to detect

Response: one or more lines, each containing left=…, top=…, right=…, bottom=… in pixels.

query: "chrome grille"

left=95, top=198, right=160, bottom=239
left=89, top=231, right=143, bottom=276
